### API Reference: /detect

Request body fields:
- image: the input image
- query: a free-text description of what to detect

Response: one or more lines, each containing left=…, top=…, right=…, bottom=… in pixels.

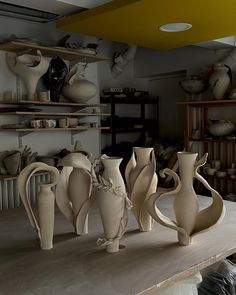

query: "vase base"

left=106, top=239, right=119, bottom=253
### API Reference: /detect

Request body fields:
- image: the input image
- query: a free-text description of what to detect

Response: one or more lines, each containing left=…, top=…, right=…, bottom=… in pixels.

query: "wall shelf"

left=0, top=41, right=111, bottom=62
left=0, top=111, right=110, bottom=117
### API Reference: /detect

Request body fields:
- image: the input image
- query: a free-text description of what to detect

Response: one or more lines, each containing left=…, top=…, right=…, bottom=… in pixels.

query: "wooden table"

left=0, top=196, right=236, bottom=295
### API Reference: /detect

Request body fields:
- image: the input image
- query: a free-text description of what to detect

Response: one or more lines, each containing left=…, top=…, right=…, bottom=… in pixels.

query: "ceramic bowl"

left=216, top=171, right=226, bottom=178
left=208, top=120, right=235, bottom=137
left=206, top=167, right=217, bottom=176
left=179, top=75, right=207, bottom=95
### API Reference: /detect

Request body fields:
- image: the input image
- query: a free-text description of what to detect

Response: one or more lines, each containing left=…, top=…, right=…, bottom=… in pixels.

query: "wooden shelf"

left=101, top=96, right=158, bottom=104
left=0, top=111, right=110, bottom=117
left=0, top=41, right=110, bottom=62
left=0, top=127, right=110, bottom=132
left=177, top=99, right=236, bottom=107
left=189, top=138, right=236, bottom=143
left=204, top=173, right=236, bottom=181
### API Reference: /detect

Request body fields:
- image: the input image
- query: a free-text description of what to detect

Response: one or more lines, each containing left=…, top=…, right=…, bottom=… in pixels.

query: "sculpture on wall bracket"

left=17, top=162, right=59, bottom=250
left=55, top=152, right=95, bottom=235
left=145, top=152, right=225, bottom=245
left=7, top=50, right=49, bottom=100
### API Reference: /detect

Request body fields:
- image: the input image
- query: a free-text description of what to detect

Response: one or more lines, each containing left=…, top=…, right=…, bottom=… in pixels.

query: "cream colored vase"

left=17, top=162, right=59, bottom=250
left=209, top=63, right=230, bottom=100
left=95, top=155, right=132, bottom=253
left=7, top=50, right=49, bottom=100
left=125, top=147, right=157, bottom=232
left=55, top=152, right=95, bottom=235
left=145, top=152, right=225, bottom=245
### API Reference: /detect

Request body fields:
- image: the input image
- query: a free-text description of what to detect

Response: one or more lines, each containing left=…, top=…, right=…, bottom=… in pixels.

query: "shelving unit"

left=100, top=96, right=159, bottom=152
left=178, top=99, right=236, bottom=196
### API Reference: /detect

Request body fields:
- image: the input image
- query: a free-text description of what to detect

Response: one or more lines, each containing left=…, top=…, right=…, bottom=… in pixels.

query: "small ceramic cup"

left=211, top=160, right=221, bottom=170
left=216, top=171, right=226, bottom=178
left=42, top=119, right=56, bottom=128
left=206, top=167, right=217, bottom=176
left=30, top=119, right=42, bottom=128
left=59, top=118, right=69, bottom=128
left=38, top=91, right=50, bottom=102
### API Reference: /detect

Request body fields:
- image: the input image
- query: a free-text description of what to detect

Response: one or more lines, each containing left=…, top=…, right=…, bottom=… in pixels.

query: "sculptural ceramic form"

left=7, top=50, right=49, bottom=100
left=55, top=152, right=95, bottom=235
left=94, top=155, right=132, bottom=253
left=17, top=162, right=59, bottom=250
left=44, top=57, right=68, bottom=102
left=62, top=64, right=97, bottom=103
left=209, top=63, right=231, bottom=100
left=145, top=152, right=225, bottom=245
left=125, top=147, right=157, bottom=232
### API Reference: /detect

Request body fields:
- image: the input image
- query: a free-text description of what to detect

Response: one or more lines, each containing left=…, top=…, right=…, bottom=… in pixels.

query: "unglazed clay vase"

left=125, top=147, right=157, bottom=232
left=55, top=152, right=95, bottom=235
left=62, top=64, right=97, bottom=103
left=209, top=63, right=230, bottom=100
left=95, top=155, right=132, bottom=253
left=44, top=57, right=68, bottom=102
left=7, top=50, right=49, bottom=100
left=17, top=162, right=59, bottom=250
left=145, top=152, right=225, bottom=245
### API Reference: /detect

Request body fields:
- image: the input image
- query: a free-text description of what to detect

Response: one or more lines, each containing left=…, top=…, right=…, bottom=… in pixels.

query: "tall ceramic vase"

left=209, top=63, right=230, bottom=100
left=17, top=162, right=59, bottom=250
left=55, top=152, right=95, bottom=235
left=145, top=152, right=225, bottom=245
left=95, top=155, right=132, bottom=253
left=125, top=147, right=157, bottom=232
left=7, top=50, right=49, bottom=100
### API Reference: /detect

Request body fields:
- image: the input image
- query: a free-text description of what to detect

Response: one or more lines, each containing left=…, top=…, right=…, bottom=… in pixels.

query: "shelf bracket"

left=18, top=131, right=32, bottom=148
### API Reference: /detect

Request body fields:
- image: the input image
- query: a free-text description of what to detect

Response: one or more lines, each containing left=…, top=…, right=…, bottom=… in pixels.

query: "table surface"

left=0, top=195, right=236, bottom=295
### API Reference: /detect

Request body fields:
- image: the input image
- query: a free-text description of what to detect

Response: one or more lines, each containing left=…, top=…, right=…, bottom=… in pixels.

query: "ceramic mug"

left=30, top=119, right=42, bottom=128
left=38, top=91, right=50, bottom=102
left=59, top=118, right=69, bottom=128
left=211, top=160, right=221, bottom=170
left=42, top=119, right=56, bottom=128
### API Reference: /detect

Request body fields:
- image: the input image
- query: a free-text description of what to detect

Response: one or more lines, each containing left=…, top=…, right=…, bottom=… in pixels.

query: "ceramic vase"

left=209, top=63, right=230, bottom=100
left=55, top=152, right=95, bottom=235
left=125, top=147, right=157, bottom=232
left=17, top=162, right=59, bottom=250
left=44, top=57, right=68, bottom=102
left=62, top=64, right=97, bottom=103
left=7, top=50, right=49, bottom=100
left=95, top=155, right=132, bottom=253
left=145, top=152, right=225, bottom=245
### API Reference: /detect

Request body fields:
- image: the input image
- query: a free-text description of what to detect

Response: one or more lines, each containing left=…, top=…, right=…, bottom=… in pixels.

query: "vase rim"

left=177, top=152, right=198, bottom=156
left=134, top=147, right=153, bottom=150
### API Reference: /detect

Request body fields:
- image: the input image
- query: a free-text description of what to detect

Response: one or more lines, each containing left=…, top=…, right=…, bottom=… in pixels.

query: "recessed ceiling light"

left=159, top=23, right=192, bottom=32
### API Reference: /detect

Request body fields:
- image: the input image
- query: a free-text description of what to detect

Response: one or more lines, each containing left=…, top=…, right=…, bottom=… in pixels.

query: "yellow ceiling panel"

left=57, top=0, right=236, bottom=50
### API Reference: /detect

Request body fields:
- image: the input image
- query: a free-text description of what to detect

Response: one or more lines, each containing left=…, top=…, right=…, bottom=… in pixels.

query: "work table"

left=0, top=196, right=236, bottom=295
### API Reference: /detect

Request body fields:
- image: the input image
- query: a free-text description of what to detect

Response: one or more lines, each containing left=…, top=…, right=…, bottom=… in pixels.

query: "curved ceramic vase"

left=55, top=152, right=95, bottom=235
left=145, top=152, right=225, bottom=245
left=44, top=57, right=68, bottom=102
left=125, top=147, right=158, bottom=232
left=95, top=155, right=132, bottom=253
left=17, top=162, right=59, bottom=250
left=209, top=63, right=230, bottom=100
left=61, top=64, right=97, bottom=103
left=7, top=50, right=49, bottom=100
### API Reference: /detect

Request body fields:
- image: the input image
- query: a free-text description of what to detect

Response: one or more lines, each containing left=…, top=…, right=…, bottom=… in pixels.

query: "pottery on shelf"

left=3, top=150, right=21, bottom=175
left=62, top=64, right=97, bottom=103
left=44, top=57, right=68, bottom=102
left=209, top=63, right=231, bottom=100
left=125, top=147, right=158, bottom=232
left=179, top=75, right=208, bottom=100
left=17, top=162, right=59, bottom=250
left=94, top=155, right=132, bottom=253
left=208, top=120, right=235, bottom=137
left=7, top=50, right=49, bottom=100
left=145, top=152, right=225, bottom=245
left=55, top=152, right=95, bottom=235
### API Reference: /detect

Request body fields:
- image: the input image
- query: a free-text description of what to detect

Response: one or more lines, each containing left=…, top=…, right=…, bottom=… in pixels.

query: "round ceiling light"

left=159, top=23, right=192, bottom=32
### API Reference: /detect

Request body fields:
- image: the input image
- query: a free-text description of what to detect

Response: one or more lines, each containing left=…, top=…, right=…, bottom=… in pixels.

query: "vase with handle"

left=145, top=152, right=225, bottom=245
left=125, top=147, right=157, bottom=232
left=17, top=162, right=59, bottom=250
left=95, top=155, right=132, bottom=253
left=55, top=152, right=95, bottom=235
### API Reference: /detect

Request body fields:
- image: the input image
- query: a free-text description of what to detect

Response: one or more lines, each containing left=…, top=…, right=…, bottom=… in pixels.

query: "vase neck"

left=134, top=147, right=153, bottom=166
left=101, top=157, right=122, bottom=171
left=177, top=153, right=197, bottom=185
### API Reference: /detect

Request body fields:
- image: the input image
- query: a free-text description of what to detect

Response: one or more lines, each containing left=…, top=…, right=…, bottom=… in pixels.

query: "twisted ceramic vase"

left=17, top=162, right=59, bottom=250
left=145, top=152, right=225, bottom=245
left=125, top=147, right=158, bottom=232
left=95, top=155, right=132, bottom=253
left=55, top=152, right=95, bottom=235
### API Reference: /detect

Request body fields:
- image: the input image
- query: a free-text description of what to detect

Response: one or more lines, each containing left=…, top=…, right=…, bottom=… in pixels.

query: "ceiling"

left=55, top=0, right=236, bottom=50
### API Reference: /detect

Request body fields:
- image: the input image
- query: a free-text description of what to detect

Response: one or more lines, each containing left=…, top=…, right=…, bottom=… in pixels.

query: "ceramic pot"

left=3, top=151, right=21, bottom=175
left=62, top=64, right=97, bottom=103
left=208, top=120, right=235, bottom=137
left=17, top=162, right=59, bottom=250
left=179, top=75, right=207, bottom=100
left=55, top=152, right=95, bottom=235
left=7, top=50, right=49, bottom=100
left=209, top=63, right=230, bottom=100
left=44, top=57, right=68, bottom=102
left=145, top=152, right=225, bottom=245
left=125, top=147, right=157, bottom=232
left=95, top=155, right=131, bottom=253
